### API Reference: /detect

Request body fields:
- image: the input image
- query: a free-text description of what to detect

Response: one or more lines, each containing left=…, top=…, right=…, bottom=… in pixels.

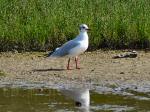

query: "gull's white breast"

left=68, top=32, right=89, bottom=57
left=68, top=41, right=88, bottom=56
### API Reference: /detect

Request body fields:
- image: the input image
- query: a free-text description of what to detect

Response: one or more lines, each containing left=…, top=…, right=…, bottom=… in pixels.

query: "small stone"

left=120, top=72, right=125, bottom=74
left=91, top=69, right=94, bottom=72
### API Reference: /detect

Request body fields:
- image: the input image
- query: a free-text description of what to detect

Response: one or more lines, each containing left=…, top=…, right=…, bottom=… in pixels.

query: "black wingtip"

left=47, top=51, right=53, bottom=57
left=47, top=47, right=59, bottom=57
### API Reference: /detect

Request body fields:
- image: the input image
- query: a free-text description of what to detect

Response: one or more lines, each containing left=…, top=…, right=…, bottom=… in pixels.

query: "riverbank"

left=0, top=50, right=150, bottom=93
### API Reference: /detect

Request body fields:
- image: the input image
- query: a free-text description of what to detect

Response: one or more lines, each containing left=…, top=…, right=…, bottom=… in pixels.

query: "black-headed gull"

left=49, top=24, right=90, bottom=70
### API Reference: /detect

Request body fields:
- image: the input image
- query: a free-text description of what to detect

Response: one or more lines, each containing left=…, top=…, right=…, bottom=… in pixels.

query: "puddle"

left=0, top=87, right=150, bottom=112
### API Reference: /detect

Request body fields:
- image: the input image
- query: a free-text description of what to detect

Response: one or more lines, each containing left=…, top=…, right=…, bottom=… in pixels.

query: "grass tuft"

left=0, top=70, right=6, bottom=76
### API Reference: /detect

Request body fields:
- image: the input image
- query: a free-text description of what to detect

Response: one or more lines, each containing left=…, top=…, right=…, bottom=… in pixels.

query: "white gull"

left=48, top=24, right=90, bottom=70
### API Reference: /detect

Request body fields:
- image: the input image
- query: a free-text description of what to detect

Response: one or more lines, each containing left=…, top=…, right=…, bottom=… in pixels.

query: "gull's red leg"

left=75, top=56, right=80, bottom=69
left=67, top=58, right=71, bottom=70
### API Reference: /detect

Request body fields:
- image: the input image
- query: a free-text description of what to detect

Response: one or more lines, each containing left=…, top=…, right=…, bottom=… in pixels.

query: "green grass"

left=0, top=0, right=150, bottom=51
left=0, top=70, right=6, bottom=76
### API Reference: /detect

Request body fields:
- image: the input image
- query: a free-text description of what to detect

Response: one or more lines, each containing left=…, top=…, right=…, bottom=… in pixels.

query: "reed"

left=0, top=0, right=150, bottom=51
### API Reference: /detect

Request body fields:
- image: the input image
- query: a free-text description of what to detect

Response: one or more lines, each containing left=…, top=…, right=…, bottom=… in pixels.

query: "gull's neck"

left=77, top=31, right=88, bottom=41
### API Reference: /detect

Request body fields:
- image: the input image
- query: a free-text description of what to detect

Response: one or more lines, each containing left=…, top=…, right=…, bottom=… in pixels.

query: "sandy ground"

left=0, top=50, right=150, bottom=92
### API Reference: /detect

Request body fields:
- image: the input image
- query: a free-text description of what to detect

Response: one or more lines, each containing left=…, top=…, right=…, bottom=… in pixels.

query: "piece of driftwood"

left=113, top=51, right=138, bottom=59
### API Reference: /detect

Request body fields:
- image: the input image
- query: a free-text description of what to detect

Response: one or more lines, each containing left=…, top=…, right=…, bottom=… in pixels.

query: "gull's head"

left=60, top=88, right=90, bottom=107
left=79, top=24, right=90, bottom=32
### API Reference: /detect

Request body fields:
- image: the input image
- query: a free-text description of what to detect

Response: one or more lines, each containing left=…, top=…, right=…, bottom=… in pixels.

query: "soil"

left=0, top=50, right=150, bottom=93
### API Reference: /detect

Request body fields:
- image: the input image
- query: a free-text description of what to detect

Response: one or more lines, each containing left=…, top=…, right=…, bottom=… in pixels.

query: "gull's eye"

left=82, top=26, right=86, bottom=29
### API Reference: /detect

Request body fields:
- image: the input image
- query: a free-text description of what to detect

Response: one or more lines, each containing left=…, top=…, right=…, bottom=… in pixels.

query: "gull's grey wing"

left=50, top=40, right=80, bottom=57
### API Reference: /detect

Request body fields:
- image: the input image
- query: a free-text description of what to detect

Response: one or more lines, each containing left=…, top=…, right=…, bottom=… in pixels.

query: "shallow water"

left=0, top=88, right=150, bottom=112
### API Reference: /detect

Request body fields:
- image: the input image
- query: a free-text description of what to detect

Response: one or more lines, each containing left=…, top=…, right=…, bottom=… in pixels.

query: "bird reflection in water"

left=60, top=87, right=90, bottom=112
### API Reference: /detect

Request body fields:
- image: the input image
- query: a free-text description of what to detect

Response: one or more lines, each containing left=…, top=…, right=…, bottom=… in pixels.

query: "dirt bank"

left=0, top=50, right=150, bottom=92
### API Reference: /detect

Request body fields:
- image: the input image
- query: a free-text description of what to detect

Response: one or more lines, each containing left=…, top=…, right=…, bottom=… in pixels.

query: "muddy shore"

left=0, top=50, right=150, bottom=93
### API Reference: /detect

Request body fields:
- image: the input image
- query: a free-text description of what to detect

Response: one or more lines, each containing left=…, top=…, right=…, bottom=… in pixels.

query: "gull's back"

left=50, top=38, right=80, bottom=57
left=50, top=34, right=88, bottom=57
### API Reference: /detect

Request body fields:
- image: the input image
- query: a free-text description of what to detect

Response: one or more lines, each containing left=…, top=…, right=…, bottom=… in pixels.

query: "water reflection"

left=60, top=87, right=90, bottom=112
left=0, top=87, right=150, bottom=112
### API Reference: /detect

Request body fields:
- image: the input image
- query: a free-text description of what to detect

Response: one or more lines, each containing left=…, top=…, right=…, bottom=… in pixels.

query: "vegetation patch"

left=0, top=70, right=6, bottom=76
left=0, top=0, right=150, bottom=51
